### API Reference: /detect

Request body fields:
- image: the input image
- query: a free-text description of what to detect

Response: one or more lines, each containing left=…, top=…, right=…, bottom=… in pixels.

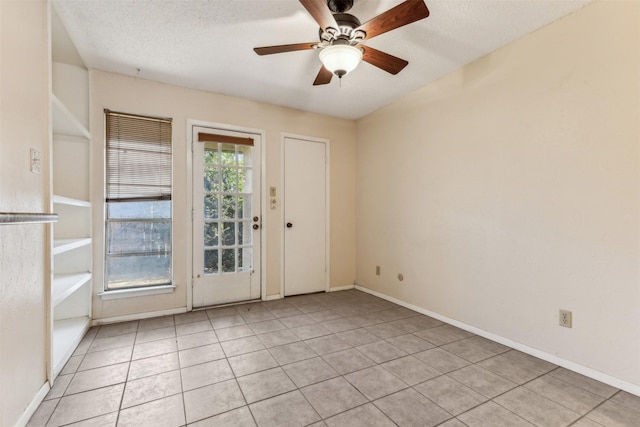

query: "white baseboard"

left=264, top=294, right=282, bottom=301
left=15, top=381, right=50, bottom=427
left=355, top=284, right=640, bottom=397
left=92, top=307, right=187, bottom=326
left=329, top=284, right=356, bottom=292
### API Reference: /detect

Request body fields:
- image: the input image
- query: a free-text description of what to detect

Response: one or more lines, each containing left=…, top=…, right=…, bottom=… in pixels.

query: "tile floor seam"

left=431, top=395, right=487, bottom=426
left=291, top=378, right=325, bottom=423
left=549, top=366, right=620, bottom=401
left=369, top=396, right=457, bottom=426
left=333, top=401, right=398, bottom=425
left=488, top=396, right=555, bottom=427
left=447, top=364, right=582, bottom=427
left=43, top=331, right=96, bottom=426
left=41, top=394, right=62, bottom=426
left=567, top=413, right=605, bottom=427
left=177, top=350, right=188, bottom=427
left=114, top=329, right=135, bottom=427
left=578, top=394, right=617, bottom=426
left=520, top=367, right=607, bottom=418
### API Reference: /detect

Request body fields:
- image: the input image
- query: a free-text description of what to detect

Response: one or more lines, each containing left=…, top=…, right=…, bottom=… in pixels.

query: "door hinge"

left=191, top=208, right=195, bottom=220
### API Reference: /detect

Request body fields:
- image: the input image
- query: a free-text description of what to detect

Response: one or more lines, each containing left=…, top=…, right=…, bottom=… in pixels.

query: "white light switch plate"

left=30, top=148, right=41, bottom=174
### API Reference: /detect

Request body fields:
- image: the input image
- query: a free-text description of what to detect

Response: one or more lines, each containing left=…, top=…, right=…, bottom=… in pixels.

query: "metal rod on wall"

left=0, top=212, right=59, bottom=225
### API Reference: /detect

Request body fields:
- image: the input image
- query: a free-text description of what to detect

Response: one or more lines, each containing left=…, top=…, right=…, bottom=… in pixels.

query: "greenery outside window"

left=105, top=110, right=172, bottom=290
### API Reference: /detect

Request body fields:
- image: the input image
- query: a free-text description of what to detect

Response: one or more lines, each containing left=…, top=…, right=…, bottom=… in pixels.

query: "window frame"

left=103, top=110, right=173, bottom=292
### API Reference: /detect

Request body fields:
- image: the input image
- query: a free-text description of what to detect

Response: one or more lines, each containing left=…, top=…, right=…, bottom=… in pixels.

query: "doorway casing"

left=186, top=120, right=267, bottom=311
left=280, top=133, right=331, bottom=298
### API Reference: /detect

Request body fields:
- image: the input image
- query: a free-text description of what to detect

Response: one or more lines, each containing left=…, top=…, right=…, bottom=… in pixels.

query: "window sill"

left=99, top=284, right=175, bottom=300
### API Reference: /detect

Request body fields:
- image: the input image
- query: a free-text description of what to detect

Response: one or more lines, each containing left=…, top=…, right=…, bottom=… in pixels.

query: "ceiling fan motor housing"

left=327, top=0, right=354, bottom=13
left=319, top=12, right=363, bottom=43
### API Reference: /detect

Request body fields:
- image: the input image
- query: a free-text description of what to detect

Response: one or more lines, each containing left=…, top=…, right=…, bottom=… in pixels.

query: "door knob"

left=253, top=216, right=259, bottom=222
left=286, top=222, right=293, bottom=228
left=253, top=224, right=259, bottom=230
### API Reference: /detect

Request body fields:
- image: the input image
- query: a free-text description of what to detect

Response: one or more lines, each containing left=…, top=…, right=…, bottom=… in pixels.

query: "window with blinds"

left=104, top=110, right=173, bottom=291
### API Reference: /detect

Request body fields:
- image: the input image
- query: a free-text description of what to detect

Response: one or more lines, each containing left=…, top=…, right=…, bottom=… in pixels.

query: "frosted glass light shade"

left=319, top=45, right=363, bottom=77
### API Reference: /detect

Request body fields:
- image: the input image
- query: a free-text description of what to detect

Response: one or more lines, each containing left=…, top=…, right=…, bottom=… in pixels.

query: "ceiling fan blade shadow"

left=254, top=43, right=317, bottom=55
left=361, top=46, right=408, bottom=75
left=300, top=0, right=338, bottom=31
left=356, top=0, right=429, bottom=40
left=313, top=66, right=333, bottom=85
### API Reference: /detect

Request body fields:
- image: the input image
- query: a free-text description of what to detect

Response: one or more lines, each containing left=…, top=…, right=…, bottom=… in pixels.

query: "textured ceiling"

left=53, top=0, right=592, bottom=120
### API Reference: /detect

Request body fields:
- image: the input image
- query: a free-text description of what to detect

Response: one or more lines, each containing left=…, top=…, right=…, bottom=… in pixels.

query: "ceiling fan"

left=254, top=0, right=429, bottom=85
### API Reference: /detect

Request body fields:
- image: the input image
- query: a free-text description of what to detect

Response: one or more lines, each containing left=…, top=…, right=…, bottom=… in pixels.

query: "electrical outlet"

left=375, top=266, right=380, bottom=276
left=559, top=309, right=572, bottom=328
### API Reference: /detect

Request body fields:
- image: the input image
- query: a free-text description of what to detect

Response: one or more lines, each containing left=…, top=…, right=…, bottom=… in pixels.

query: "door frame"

left=280, top=133, right=331, bottom=297
left=186, top=119, right=267, bottom=310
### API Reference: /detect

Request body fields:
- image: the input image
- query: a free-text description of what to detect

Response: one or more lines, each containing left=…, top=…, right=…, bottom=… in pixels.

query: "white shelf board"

left=51, top=94, right=90, bottom=139
left=53, top=272, right=91, bottom=307
left=53, top=238, right=91, bottom=255
left=53, top=194, right=91, bottom=208
left=53, top=316, right=90, bottom=376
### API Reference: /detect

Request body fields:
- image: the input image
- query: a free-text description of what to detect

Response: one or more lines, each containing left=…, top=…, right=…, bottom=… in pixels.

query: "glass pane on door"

left=203, top=142, right=253, bottom=275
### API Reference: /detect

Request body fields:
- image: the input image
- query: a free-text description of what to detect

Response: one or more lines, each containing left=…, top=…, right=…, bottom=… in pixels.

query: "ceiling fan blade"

left=313, top=66, right=333, bottom=85
left=254, top=43, right=317, bottom=56
left=361, top=46, right=408, bottom=75
left=356, top=0, right=429, bottom=40
left=299, top=0, right=338, bottom=31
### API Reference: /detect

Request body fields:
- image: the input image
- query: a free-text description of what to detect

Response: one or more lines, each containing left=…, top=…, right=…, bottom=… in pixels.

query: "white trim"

left=14, top=382, right=50, bottom=427
left=325, top=140, right=331, bottom=294
left=355, top=284, right=640, bottom=397
left=186, top=120, right=194, bottom=312
left=260, top=129, right=267, bottom=302
left=98, top=284, right=175, bottom=300
left=329, top=284, right=355, bottom=292
left=92, top=306, right=187, bottom=326
left=265, top=294, right=282, bottom=301
left=279, top=136, right=285, bottom=298
left=280, top=133, right=331, bottom=297
left=187, top=119, right=267, bottom=307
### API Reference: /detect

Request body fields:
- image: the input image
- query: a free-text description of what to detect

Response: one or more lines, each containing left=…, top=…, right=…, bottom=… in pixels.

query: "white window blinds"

left=105, top=110, right=172, bottom=202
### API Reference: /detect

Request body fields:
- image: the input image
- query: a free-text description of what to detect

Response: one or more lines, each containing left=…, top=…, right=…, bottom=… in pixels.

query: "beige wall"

left=0, top=1, right=50, bottom=426
left=90, top=71, right=356, bottom=319
left=356, top=0, right=640, bottom=389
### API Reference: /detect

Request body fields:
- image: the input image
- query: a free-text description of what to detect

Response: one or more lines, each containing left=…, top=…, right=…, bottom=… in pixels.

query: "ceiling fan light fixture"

left=319, top=44, right=362, bottom=78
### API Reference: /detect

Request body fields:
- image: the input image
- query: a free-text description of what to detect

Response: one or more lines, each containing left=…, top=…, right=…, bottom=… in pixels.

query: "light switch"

left=30, top=148, right=41, bottom=174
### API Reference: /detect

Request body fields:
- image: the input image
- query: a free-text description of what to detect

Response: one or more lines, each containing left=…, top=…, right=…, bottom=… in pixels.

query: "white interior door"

left=283, top=136, right=327, bottom=296
left=192, top=126, right=261, bottom=307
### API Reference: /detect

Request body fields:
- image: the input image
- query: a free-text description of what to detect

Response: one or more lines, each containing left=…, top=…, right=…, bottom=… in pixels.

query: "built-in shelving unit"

left=51, top=94, right=91, bottom=140
left=49, top=5, right=92, bottom=380
left=53, top=238, right=92, bottom=255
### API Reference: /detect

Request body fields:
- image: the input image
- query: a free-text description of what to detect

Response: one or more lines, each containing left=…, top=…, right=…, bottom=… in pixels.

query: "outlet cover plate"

left=559, top=309, right=572, bottom=328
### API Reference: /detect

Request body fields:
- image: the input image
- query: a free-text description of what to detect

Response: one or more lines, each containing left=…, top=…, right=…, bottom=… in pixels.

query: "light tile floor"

left=28, top=290, right=640, bottom=427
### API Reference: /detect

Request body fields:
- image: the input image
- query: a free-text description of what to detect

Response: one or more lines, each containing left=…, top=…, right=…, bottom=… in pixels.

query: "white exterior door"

left=283, top=136, right=327, bottom=296
left=192, top=126, right=261, bottom=307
